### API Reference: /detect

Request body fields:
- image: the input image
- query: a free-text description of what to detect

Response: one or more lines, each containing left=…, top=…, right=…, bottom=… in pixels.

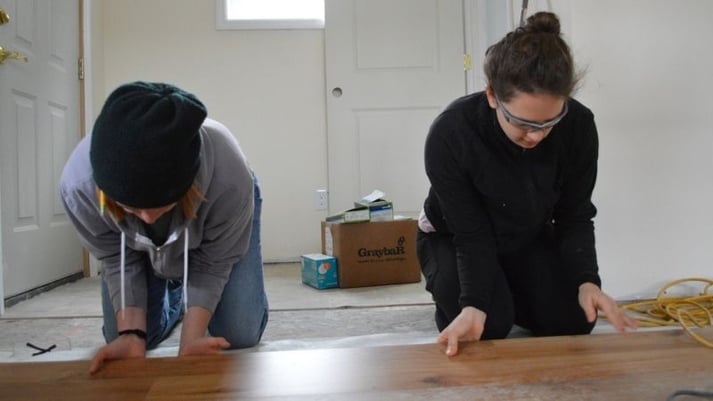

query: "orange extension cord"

left=618, top=278, right=713, bottom=348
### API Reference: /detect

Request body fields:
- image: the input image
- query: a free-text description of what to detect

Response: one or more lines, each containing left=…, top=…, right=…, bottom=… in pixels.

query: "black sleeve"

left=552, top=109, right=602, bottom=288
left=424, top=113, right=501, bottom=313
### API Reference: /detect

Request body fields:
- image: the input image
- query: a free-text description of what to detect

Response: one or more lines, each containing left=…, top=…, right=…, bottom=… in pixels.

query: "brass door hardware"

left=0, top=46, right=29, bottom=64
left=0, top=8, right=10, bottom=25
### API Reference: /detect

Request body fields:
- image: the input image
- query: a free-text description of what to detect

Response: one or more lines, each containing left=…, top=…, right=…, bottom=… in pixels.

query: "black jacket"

left=423, top=92, right=601, bottom=313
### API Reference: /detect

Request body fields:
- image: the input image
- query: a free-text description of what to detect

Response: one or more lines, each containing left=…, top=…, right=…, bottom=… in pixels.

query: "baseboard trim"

left=264, top=258, right=301, bottom=264
left=4, top=272, right=85, bottom=308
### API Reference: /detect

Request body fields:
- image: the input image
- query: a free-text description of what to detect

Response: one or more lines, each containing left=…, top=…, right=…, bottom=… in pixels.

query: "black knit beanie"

left=90, top=81, right=207, bottom=208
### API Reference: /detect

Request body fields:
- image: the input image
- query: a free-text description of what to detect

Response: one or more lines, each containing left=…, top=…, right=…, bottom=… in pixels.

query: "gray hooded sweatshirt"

left=59, top=118, right=254, bottom=314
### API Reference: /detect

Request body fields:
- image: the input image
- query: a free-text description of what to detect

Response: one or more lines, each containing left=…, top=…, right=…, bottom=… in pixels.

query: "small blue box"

left=301, top=253, right=339, bottom=289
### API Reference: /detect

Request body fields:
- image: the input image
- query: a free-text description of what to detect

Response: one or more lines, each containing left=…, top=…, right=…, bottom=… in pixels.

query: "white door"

left=0, top=0, right=82, bottom=304
left=325, top=0, right=465, bottom=215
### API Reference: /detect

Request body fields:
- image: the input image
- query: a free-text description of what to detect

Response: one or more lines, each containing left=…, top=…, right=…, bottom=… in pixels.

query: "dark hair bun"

left=525, top=11, right=561, bottom=35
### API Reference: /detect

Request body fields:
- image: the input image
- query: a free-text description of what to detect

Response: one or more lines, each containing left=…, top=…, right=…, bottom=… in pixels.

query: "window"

left=216, top=0, right=325, bottom=30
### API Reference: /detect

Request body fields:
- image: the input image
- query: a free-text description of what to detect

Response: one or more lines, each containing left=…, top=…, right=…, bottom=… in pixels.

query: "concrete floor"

left=0, top=263, right=440, bottom=362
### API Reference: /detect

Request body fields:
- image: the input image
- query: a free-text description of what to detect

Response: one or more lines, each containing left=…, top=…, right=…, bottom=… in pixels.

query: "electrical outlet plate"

left=314, top=189, right=328, bottom=211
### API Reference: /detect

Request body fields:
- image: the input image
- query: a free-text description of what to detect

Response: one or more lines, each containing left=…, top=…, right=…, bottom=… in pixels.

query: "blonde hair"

left=99, top=182, right=206, bottom=221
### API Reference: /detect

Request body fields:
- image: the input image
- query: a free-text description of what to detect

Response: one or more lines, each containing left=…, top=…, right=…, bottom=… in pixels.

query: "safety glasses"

left=495, top=95, right=568, bottom=132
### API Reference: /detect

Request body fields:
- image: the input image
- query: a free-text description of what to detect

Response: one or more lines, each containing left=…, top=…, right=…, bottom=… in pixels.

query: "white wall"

left=570, top=0, right=713, bottom=298
left=95, top=0, right=328, bottom=262
left=91, top=0, right=713, bottom=298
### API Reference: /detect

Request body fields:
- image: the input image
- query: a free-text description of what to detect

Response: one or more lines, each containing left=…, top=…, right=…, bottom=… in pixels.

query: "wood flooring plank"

left=0, top=328, right=711, bottom=401
left=140, top=329, right=712, bottom=400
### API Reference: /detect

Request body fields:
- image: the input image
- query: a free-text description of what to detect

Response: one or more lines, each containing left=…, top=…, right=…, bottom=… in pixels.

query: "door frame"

left=464, top=0, right=487, bottom=94
left=464, top=0, right=517, bottom=94
left=81, top=0, right=104, bottom=278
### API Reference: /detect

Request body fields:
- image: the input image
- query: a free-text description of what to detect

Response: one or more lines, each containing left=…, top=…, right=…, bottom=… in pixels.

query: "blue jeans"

left=101, top=178, right=269, bottom=350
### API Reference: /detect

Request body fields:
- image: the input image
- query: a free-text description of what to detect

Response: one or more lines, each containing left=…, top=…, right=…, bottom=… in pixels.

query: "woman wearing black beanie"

left=60, top=81, right=268, bottom=373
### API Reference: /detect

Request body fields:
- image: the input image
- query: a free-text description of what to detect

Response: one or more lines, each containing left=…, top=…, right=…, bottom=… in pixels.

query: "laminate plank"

left=0, top=328, right=710, bottom=401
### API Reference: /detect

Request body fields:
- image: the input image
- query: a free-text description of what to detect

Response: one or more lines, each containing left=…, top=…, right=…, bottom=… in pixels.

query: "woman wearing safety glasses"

left=417, top=12, right=637, bottom=356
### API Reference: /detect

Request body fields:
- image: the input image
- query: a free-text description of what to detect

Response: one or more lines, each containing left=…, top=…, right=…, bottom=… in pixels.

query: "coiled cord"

left=620, top=278, right=713, bottom=348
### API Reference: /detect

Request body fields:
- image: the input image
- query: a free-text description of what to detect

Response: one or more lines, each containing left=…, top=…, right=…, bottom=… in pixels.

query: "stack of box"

left=302, top=190, right=421, bottom=289
left=325, top=190, right=394, bottom=223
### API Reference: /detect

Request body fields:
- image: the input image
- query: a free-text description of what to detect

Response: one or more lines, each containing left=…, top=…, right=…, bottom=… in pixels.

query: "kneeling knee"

left=214, top=310, right=269, bottom=349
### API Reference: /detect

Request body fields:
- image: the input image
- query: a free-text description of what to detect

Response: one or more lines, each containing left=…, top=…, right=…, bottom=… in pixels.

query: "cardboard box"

left=301, top=253, right=339, bottom=289
left=321, top=220, right=421, bottom=288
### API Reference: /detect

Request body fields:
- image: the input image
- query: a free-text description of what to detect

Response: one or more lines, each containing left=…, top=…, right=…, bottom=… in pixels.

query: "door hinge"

left=78, top=57, right=85, bottom=81
left=464, top=54, right=472, bottom=71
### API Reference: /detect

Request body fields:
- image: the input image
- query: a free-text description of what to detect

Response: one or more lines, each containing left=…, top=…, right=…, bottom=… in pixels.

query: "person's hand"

left=578, top=282, right=638, bottom=333
left=437, top=306, right=487, bottom=356
left=178, top=336, right=230, bottom=357
left=89, top=334, right=146, bottom=374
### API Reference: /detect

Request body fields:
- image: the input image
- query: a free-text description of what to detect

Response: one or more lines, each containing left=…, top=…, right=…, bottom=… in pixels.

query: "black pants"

left=416, top=229, right=595, bottom=339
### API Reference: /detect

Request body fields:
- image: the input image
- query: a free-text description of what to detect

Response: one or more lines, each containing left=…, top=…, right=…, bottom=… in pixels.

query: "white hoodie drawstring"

left=120, top=231, right=126, bottom=320
left=183, top=227, right=189, bottom=314
left=118, top=228, right=188, bottom=320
